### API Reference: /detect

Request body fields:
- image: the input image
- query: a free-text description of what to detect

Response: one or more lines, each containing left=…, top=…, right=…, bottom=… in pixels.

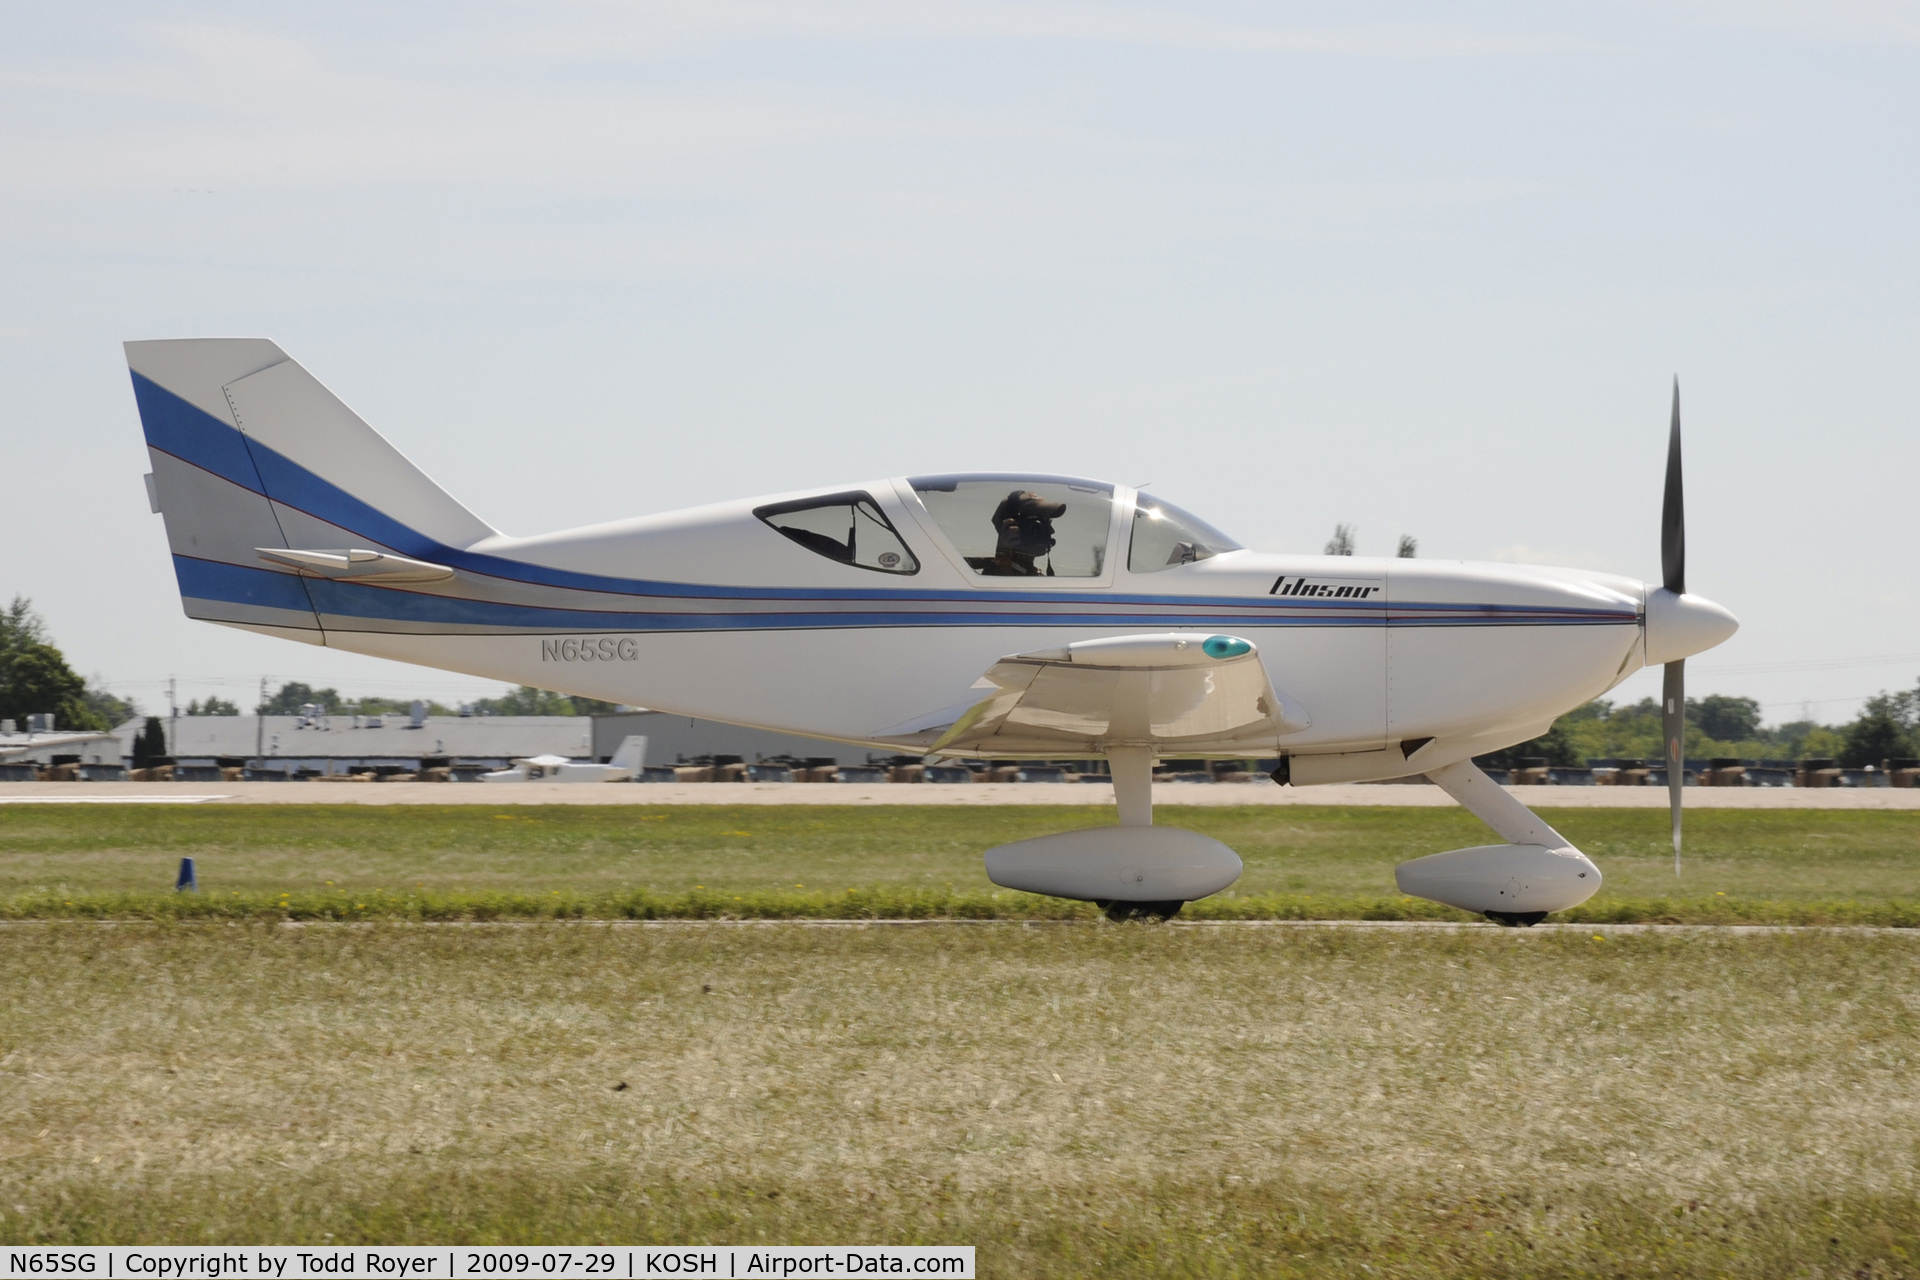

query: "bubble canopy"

left=908, top=475, right=1115, bottom=578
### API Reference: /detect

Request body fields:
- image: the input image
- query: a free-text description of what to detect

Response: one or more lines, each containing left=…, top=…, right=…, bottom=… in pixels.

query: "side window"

left=754, top=492, right=919, bottom=575
left=1128, top=493, right=1242, bottom=573
left=909, top=475, right=1114, bottom=578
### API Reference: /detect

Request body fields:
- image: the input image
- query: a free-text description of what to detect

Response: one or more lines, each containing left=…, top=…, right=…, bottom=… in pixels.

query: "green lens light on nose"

left=1202, top=635, right=1252, bottom=659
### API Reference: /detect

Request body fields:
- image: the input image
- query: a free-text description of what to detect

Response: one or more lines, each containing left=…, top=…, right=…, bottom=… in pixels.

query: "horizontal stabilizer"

left=256, top=547, right=454, bottom=584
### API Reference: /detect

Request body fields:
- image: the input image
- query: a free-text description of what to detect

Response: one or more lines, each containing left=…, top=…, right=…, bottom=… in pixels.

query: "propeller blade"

left=1664, top=658, right=1685, bottom=876
left=1662, top=379, right=1685, bottom=596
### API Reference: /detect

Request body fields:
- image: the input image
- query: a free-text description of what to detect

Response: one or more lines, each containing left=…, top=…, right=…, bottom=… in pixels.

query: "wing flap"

left=893, top=632, right=1309, bottom=757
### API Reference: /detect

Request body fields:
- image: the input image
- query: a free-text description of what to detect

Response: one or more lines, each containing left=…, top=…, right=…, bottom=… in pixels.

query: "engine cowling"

left=984, top=827, right=1242, bottom=903
left=1394, top=843, right=1601, bottom=915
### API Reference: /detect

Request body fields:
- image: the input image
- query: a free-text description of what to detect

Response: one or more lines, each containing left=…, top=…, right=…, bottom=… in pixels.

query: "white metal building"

left=109, top=712, right=595, bottom=774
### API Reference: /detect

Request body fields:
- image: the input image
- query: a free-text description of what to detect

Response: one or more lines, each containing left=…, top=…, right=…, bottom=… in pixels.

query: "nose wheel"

left=1096, top=899, right=1185, bottom=922
left=1484, top=910, right=1548, bottom=928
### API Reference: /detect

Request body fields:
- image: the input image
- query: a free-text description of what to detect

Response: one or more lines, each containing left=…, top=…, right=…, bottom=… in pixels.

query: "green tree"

left=474, top=686, right=577, bottom=716
left=0, top=597, right=105, bottom=730
left=257, top=682, right=345, bottom=715
left=471, top=686, right=621, bottom=717
left=1691, top=694, right=1762, bottom=743
left=83, top=686, right=138, bottom=726
left=1480, top=694, right=1853, bottom=769
left=1324, top=524, right=1356, bottom=556
left=132, top=717, right=169, bottom=769
left=0, top=595, right=47, bottom=652
left=1476, top=718, right=1582, bottom=769
left=0, top=643, right=102, bottom=729
left=571, top=695, right=621, bottom=716
left=1839, top=694, right=1916, bottom=768
left=186, top=696, right=240, bottom=716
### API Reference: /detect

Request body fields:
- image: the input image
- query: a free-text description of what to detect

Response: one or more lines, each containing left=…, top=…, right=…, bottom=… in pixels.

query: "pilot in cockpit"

left=983, top=489, right=1068, bottom=576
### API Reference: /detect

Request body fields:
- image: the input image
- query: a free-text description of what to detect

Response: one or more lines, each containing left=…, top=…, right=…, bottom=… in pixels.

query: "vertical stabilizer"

left=125, top=338, right=495, bottom=641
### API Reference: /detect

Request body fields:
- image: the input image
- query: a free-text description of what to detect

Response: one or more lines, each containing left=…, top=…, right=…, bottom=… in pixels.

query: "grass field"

left=4, top=806, right=1918, bottom=1271
left=1, top=804, right=1916, bottom=924
left=2, top=922, right=1916, bottom=1276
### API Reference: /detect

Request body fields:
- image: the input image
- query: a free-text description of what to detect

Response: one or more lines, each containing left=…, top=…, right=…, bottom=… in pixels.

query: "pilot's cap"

left=994, top=490, right=1067, bottom=520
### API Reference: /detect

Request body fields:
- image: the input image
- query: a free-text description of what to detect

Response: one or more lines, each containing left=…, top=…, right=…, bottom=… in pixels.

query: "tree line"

left=251, top=681, right=622, bottom=719
left=1479, top=689, right=1920, bottom=770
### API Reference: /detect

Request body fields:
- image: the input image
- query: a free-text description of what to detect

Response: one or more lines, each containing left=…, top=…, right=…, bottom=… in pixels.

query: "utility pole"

left=256, top=675, right=268, bottom=771
left=168, top=676, right=177, bottom=759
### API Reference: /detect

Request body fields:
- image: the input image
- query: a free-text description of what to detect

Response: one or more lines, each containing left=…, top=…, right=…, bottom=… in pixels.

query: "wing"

left=873, top=633, right=1309, bottom=757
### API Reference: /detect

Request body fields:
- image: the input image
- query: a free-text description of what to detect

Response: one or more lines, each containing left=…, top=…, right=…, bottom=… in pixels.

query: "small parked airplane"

left=481, top=735, right=647, bottom=783
left=126, top=339, right=1737, bottom=921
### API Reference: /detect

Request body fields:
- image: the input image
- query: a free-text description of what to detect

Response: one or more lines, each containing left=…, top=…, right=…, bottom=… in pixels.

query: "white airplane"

left=480, top=735, right=648, bottom=783
left=0, top=732, right=121, bottom=761
left=126, top=339, right=1737, bottom=922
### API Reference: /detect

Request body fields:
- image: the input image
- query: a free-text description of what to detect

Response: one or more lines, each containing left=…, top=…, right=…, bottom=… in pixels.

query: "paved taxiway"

left=3, top=781, right=1917, bottom=807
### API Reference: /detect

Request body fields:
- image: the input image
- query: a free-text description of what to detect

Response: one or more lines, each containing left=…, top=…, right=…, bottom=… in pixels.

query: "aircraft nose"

left=1644, top=588, right=1739, bottom=665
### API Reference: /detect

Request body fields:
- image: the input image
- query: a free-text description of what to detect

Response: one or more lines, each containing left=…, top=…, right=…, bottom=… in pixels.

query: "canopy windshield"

left=1128, top=493, right=1241, bottom=573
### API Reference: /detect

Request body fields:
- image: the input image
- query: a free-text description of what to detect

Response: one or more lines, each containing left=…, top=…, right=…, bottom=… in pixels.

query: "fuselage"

left=272, top=473, right=1657, bottom=779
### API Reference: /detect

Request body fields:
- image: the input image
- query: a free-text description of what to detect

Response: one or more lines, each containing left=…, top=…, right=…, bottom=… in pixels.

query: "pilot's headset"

left=992, top=490, right=1067, bottom=574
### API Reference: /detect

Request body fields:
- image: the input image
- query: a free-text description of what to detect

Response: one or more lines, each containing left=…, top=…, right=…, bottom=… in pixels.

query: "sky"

left=4, top=0, right=1917, bottom=723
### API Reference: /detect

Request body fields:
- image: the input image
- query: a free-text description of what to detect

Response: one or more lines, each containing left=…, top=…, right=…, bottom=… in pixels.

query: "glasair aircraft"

left=126, top=339, right=1738, bottom=922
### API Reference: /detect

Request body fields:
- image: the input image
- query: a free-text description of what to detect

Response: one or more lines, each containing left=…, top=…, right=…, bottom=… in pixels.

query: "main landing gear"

left=1483, top=910, right=1549, bottom=928
left=1100, top=747, right=1185, bottom=922
left=979, top=748, right=1243, bottom=920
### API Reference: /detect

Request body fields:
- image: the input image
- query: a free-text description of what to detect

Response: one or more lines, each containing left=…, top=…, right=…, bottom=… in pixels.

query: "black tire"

left=1100, top=900, right=1185, bottom=923
left=1484, top=910, right=1549, bottom=928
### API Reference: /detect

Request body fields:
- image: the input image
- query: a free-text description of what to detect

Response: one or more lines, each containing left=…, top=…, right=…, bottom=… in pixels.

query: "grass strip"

left=7, top=885, right=1919, bottom=925
left=6, top=924, right=1917, bottom=1273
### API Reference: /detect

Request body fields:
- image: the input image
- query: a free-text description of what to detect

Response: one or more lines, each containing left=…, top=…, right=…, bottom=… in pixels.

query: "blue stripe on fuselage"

left=133, top=372, right=1638, bottom=628
left=176, top=556, right=322, bottom=614
left=175, top=556, right=1635, bottom=633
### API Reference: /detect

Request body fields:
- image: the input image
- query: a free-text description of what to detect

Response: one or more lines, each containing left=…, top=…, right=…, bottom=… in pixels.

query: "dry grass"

left=2, top=922, right=1917, bottom=1275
